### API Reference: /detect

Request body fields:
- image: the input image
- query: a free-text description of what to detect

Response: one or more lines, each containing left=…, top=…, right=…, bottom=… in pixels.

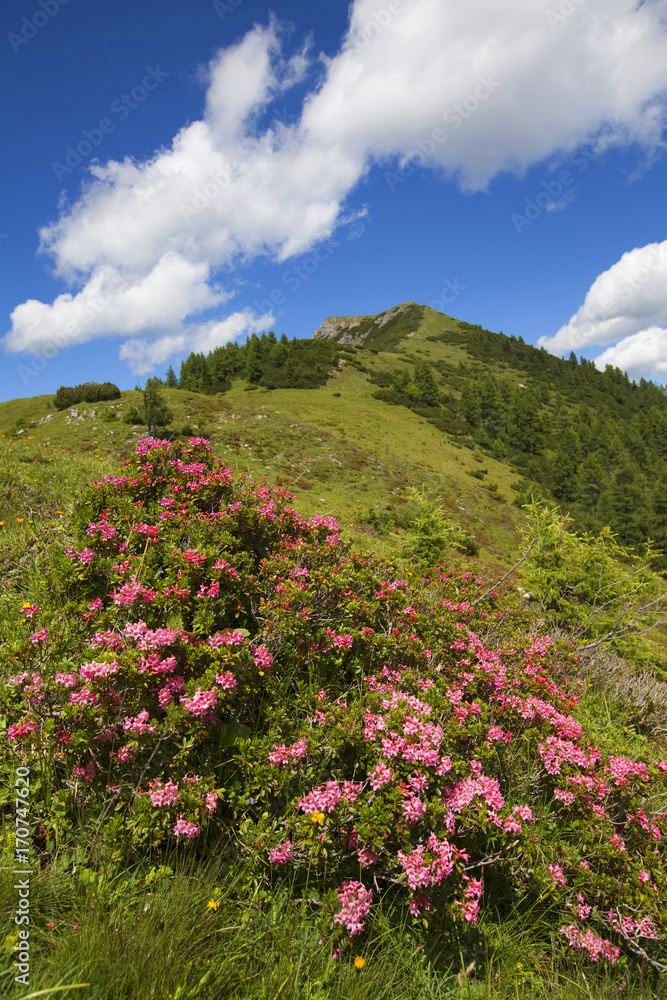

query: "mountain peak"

left=312, top=301, right=421, bottom=348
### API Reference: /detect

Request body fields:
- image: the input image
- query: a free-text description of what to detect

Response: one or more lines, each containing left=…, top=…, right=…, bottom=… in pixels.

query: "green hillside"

left=3, top=307, right=667, bottom=998
left=4, top=300, right=666, bottom=581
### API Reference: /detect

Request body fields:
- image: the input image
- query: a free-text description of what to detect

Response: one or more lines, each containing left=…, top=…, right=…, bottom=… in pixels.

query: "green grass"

left=1, top=844, right=660, bottom=999
left=2, top=335, right=667, bottom=997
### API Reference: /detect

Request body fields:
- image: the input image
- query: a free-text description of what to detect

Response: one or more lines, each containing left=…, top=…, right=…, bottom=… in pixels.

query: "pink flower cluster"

left=605, top=755, right=649, bottom=787
left=29, top=629, right=49, bottom=645
left=181, top=688, right=217, bottom=717
left=213, top=558, right=240, bottom=578
left=298, top=781, right=341, bottom=814
left=123, top=709, right=156, bottom=735
left=397, top=834, right=458, bottom=890
left=548, top=863, right=567, bottom=887
left=72, top=761, right=95, bottom=783
left=443, top=774, right=505, bottom=814
left=86, top=519, right=118, bottom=541
left=8, top=720, right=39, bottom=741
left=215, top=671, right=237, bottom=692
left=269, top=738, right=307, bottom=766
left=253, top=645, right=273, bottom=671
left=459, top=876, right=483, bottom=923
left=325, top=628, right=353, bottom=651
left=369, top=761, right=394, bottom=790
left=147, top=779, right=180, bottom=807
left=208, top=630, right=246, bottom=649
left=79, top=659, right=119, bottom=681
left=538, top=737, right=599, bottom=775
left=268, top=840, right=293, bottom=864
left=173, top=817, right=201, bottom=840
left=560, top=925, right=620, bottom=964
left=111, top=580, right=157, bottom=606
left=333, top=881, right=373, bottom=937
left=607, top=911, right=658, bottom=939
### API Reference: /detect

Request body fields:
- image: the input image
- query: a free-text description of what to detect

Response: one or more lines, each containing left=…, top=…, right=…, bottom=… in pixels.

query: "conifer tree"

left=140, top=377, right=173, bottom=437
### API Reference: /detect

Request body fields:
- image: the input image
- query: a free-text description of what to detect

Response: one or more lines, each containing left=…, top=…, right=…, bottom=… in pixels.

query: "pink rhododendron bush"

left=3, top=437, right=667, bottom=971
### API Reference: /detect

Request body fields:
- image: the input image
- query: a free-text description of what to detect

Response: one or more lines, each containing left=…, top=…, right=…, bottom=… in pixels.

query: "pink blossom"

left=79, top=659, right=119, bottom=681
left=148, top=779, right=180, bottom=807
left=158, top=686, right=173, bottom=708
left=460, top=876, right=483, bottom=923
left=111, top=579, right=157, bottom=605
left=442, top=775, right=505, bottom=814
left=548, top=863, right=567, bottom=887
left=206, top=791, right=218, bottom=813
left=173, top=817, right=201, bottom=840
left=609, top=834, right=626, bottom=852
left=268, top=840, right=293, bottom=864
left=123, top=709, right=156, bottom=734
left=605, top=756, right=649, bottom=787
left=560, top=925, right=620, bottom=963
left=253, top=645, right=273, bottom=671
left=574, top=895, right=592, bottom=921
left=215, top=671, right=237, bottom=692
left=8, top=720, right=39, bottom=741
left=369, top=761, right=394, bottom=790
left=79, top=548, right=95, bottom=565
left=538, top=737, right=598, bottom=775
left=29, top=628, right=50, bottom=645
left=269, top=738, right=307, bottom=766
left=486, top=725, right=512, bottom=744
left=208, top=629, right=246, bottom=649
left=213, top=558, right=240, bottom=578
left=298, top=781, right=341, bottom=814
left=54, top=672, right=78, bottom=688
left=403, top=793, right=427, bottom=825
left=20, top=604, right=40, bottom=619
left=554, top=789, right=577, bottom=806
left=181, top=688, right=217, bottom=717
left=69, top=686, right=98, bottom=707
left=333, top=881, right=373, bottom=937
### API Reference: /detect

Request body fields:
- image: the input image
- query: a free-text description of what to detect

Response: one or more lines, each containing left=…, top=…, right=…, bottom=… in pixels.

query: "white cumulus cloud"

left=5, top=0, right=667, bottom=374
left=593, top=326, right=667, bottom=379
left=538, top=241, right=667, bottom=378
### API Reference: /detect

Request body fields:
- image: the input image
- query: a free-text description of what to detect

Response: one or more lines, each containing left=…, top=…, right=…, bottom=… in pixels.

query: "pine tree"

left=413, top=361, right=440, bottom=406
left=459, top=381, right=480, bottom=426
left=165, top=365, right=178, bottom=388
left=140, top=378, right=173, bottom=437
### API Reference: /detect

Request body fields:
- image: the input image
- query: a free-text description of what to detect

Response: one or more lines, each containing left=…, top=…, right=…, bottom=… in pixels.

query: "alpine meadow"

left=3, top=302, right=667, bottom=999
left=4, top=0, right=667, bottom=995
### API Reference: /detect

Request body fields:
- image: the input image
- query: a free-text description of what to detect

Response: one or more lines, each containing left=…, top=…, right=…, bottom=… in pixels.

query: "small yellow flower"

left=55, top=511, right=64, bottom=515
left=17, top=518, right=24, bottom=523
left=311, top=811, right=325, bottom=825
left=208, top=899, right=220, bottom=911
left=354, top=956, right=366, bottom=971
left=28, top=520, right=33, bottom=524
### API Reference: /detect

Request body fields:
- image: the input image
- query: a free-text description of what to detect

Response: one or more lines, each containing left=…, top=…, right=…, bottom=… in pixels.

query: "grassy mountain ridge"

left=4, top=307, right=667, bottom=998
left=2, top=299, right=667, bottom=587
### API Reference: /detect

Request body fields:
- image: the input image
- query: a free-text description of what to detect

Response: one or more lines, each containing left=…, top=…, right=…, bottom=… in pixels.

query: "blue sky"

left=2, top=0, right=667, bottom=403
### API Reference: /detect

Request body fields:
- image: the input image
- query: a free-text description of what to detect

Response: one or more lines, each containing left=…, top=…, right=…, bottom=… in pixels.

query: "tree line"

left=173, top=333, right=340, bottom=394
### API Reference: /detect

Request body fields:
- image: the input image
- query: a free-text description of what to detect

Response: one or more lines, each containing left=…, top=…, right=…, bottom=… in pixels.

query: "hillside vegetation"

left=2, top=305, right=667, bottom=999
